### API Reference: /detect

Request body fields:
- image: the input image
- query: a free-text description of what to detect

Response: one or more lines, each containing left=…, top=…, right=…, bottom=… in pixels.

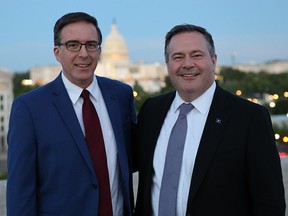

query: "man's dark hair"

left=164, top=24, right=215, bottom=62
left=54, top=12, right=102, bottom=46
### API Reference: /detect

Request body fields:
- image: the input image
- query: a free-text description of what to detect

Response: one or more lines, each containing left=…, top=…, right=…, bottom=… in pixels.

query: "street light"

left=21, top=79, right=35, bottom=86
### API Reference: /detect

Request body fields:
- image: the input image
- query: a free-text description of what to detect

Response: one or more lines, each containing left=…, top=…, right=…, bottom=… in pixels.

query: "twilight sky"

left=1, top=0, right=287, bottom=72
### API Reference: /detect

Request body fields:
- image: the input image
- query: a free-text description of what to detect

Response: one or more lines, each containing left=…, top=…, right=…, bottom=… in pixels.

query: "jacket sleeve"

left=7, top=98, right=38, bottom=216
left=246, top=106, right=286, bottom=215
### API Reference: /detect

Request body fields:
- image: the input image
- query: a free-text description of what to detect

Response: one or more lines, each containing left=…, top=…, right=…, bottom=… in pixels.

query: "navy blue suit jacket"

left=7, top=73, right=136, bottom=216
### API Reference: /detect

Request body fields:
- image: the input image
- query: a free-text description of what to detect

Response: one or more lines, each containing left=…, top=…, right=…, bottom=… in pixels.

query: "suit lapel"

left=146, top=92, right=176, bottom=161
left=97, top=77, right=127, bottom=160
left=97, top=76, right=130, bottom=180
left=187, top=86, right=230, bottom=205
left=51, top=75, right=96, bottom=177
left=139, top=92, right=175, bottom=210
left=136, top=91, right=176, bottom=172
left=97, top=77, right=134, bottom=212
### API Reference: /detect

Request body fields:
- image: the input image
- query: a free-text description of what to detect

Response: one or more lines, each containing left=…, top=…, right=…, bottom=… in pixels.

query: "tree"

left=13, top=72, right=40, bottom=98
left=133, top=81, right=155, bottom=114
left=159, top=76, right=175, bottom=94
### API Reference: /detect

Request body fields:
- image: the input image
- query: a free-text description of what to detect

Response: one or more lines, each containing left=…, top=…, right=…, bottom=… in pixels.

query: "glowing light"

left=269, top=95, right=274, bottom=100
left=284, top=92, right=288, bottom=97
left=275, top=134, right=280, bottom=140
left=236, top=90, right=242, bottom=96
left=283, top=136, right=288, bottom=143
left=252, top=98, right=258, bottom=104
left=273, top=94, right=279, bottom=100
left=21, top=79, right=35, bottom=86
left=269, top=102, right=276, bottom=108
left=133, top=91, right=138, bottom=97
left=279, top=152, right=288, bottom=158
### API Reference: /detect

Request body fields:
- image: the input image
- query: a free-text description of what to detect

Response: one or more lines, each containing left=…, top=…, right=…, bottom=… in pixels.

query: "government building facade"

left=0, top=68, right=13, bottom=157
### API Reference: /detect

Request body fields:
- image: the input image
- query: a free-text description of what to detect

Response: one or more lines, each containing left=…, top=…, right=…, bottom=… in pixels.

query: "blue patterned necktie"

left=158, top=103, right=194, bottom=216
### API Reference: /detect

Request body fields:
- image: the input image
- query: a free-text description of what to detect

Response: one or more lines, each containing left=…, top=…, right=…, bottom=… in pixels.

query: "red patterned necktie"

left=81, top=89, right=113, bottom=216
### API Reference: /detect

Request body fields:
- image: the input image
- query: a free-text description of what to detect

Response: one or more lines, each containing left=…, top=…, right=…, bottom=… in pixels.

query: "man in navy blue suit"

left=7, top=12, right=136, bottom=216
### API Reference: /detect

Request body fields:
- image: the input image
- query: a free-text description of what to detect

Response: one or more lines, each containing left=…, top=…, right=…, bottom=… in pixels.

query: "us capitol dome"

left=94, top=21, right=167, bottom=92
left=100, top=21, right=130, bottom=65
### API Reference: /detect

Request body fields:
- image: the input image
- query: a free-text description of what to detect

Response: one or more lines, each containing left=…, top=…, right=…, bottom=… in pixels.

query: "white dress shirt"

left=151, top=82, right=216, bottom=216
left=61, top=72, right=123, bottom=215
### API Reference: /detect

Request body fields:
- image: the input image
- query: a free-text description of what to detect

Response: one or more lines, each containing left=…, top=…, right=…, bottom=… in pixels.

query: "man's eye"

left=87, top=43, right=97, bottom=48
left=173, top=56, right=183, bottom=60
left=192, top=53, right=203, bottom=58
left=67, top=43, right=79, bottom=48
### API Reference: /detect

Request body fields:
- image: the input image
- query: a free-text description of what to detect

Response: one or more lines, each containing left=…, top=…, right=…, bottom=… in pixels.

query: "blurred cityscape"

left=0, top=22, right=288, bottom=177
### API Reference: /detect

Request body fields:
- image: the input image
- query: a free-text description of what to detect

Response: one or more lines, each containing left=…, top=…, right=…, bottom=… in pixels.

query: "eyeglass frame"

left=58, top=40, right=101, bottom=52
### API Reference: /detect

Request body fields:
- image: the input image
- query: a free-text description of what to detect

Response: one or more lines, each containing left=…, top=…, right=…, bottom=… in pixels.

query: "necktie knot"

left=179, top=103, right=194, bottom=116
left=81, top=89, right=90, bottom=100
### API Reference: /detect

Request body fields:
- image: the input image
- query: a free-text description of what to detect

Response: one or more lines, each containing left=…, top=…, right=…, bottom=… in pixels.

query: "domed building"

left=101, top=21, right=130, bottom=65
left=95, top=21, right=167, bottom=92
left=96, top=21, right=133, bottom=82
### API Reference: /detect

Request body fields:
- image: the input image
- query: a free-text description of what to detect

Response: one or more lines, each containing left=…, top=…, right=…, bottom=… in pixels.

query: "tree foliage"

left=13, top=72, right=40, bottom=98
left=219, top=67, right=288, bottom=99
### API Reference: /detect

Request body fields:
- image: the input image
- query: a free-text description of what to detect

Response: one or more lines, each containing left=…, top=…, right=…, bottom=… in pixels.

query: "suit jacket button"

left=92, top=183, right=97, bottom=189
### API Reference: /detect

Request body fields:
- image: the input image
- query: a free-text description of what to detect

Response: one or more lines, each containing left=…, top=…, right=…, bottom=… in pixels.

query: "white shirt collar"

left=173, top=82, right=216, bottom=115
left=192, top=82, right=216, bottom=115
left=61, top=72, right=100, bottom=104
left=85, top=76, right=100, bottom=101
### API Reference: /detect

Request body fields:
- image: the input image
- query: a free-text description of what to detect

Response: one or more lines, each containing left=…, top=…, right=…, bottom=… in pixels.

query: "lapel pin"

left=215, top=118, right=222, bottom=124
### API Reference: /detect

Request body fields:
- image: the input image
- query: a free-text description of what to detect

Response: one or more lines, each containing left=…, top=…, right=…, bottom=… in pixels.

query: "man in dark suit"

left=133, top=24, right=285, bottom=215
left=7, top=12, right=136, bottom=216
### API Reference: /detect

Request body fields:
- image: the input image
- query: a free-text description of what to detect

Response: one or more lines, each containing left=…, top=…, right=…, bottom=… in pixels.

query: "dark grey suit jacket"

left=133, top=85, right=285, bottom=216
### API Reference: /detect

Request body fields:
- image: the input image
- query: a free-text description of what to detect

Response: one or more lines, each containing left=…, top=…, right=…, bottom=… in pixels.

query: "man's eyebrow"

left=171, top=49, right=205, bottom=56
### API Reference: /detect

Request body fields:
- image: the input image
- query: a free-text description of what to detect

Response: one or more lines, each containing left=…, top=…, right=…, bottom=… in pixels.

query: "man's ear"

left=54, top=46, right=61, bottom=62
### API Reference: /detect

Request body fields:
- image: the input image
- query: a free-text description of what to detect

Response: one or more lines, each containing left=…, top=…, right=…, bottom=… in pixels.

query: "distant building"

left=0, top=68, right=13, bottom=155
left=231, top=60, right=288, bottom=74
left=30, top=22, right=167, bottom=93
left=271, top=115, right=288, bottom=127
left=30, top=65, right=61, bottom=86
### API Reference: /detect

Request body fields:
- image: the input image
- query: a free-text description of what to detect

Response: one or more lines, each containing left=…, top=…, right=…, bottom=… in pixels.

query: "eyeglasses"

left=58, top=41, right=101, bottom=52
